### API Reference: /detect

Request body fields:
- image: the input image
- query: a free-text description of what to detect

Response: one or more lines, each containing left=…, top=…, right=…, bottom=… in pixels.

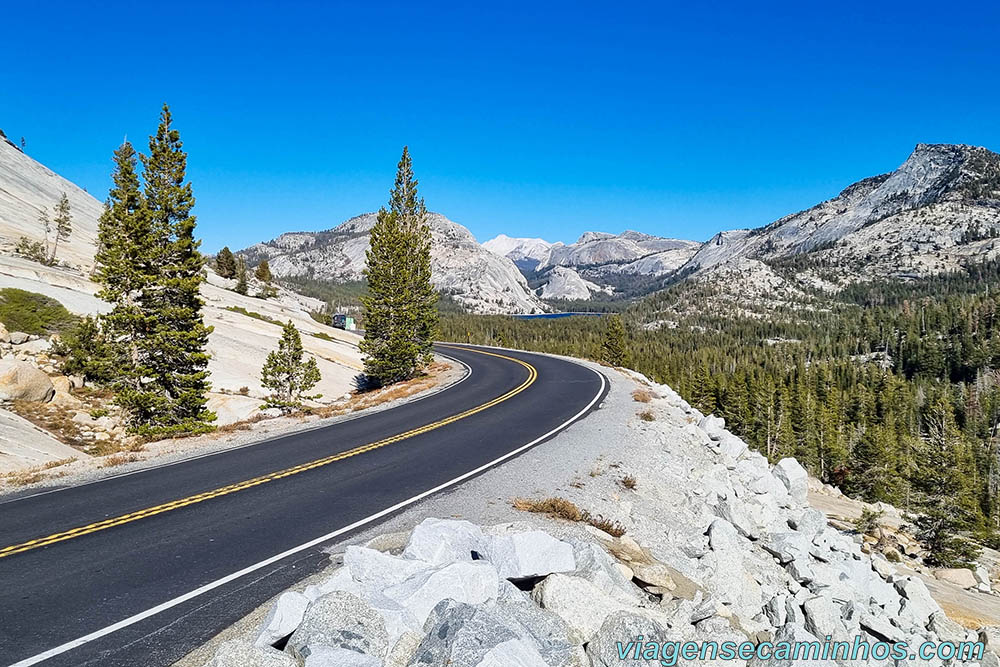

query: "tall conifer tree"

left=50, top=192, right=72, bottom=264
left=360, top=147, right=438, bottom=386
left=141, top=104, right=214, bottom=432
left=95, top=141, right=163, bottom=425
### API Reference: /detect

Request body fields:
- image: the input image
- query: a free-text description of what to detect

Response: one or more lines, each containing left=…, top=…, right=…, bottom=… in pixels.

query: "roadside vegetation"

left=56, top=105, right=215, bottom=438
left=358, top=147, right=439, bottom=388
left=441, top=260, right=1000, bottom=566
left=15, top=192, right=73, bottom=266
left=0, top=288, right=77, bottom=335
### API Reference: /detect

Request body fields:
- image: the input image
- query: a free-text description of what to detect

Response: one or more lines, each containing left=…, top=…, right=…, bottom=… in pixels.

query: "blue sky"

left=2, top=1, right=998, bottom=252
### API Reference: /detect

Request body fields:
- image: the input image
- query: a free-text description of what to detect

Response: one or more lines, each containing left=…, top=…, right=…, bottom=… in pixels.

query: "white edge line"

left=8, top=354, right=606, bottom=667
left=0, top=353, right=472, bottom=506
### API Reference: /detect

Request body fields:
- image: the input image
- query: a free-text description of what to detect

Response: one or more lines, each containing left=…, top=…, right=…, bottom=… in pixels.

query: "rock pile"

left=202, top=375, right=996, bottom=667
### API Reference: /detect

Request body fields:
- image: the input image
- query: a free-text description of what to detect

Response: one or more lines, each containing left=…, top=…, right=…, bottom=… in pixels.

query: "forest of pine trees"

left=439, top=261, right=1000, bottom=562
left=359, top=147, right=438, bottom=387
left=93, top=105, right=215, bottom=436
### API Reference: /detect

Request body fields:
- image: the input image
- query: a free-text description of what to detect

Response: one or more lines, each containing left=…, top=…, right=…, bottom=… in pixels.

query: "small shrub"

left=638, top=409, right=655, bottom=422
left=16, top=237, right=50, bottom=264
left=620, top=474, right=637, bottom=490
left=53, top=316, right=114, bottom=384
left=0, top=288, right=77, bottom=335
left=89, top=408, right=110, bottom=419
left=631, top=388, right=653, bottom=403
left=854, top=507, right=885, bottom=536
left=238, top=386, right=250, bottom=395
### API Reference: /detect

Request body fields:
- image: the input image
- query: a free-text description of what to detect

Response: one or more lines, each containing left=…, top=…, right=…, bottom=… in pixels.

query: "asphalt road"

left=0, top=344, right=607, bottom=667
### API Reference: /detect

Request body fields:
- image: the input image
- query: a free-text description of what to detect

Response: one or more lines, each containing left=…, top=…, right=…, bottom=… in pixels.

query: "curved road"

left=0, top=344, right=607, bottom=667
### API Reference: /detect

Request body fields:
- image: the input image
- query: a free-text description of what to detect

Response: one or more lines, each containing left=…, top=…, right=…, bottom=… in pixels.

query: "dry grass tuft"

left=1, top=457, right=75, bottom=487
left=512, top=496, right=583, bottom=522
left=631, top=388, right=654, bottom=403
left=620, top=474, right=638, bottom=490
left=588, top=515, right=627, bottom=537
left=638, top=409, right=655, bottom=422
left=100, top=452, right=140, bottom=468
left=316, top=362, right=451, bottom=418
left=512, top=496, right=627, bottom=537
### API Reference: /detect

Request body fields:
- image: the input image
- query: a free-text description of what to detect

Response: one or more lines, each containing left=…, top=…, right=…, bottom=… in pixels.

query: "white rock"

left=483, top=530, right=576, bottom=580
left=0, top=359, right=55, bottom=403
left=383, top=560, right=498, bottom=626
left=716, top=432, right=749, bottom=459
left=870, top=553, right=895, bottom=580
left=567, top=539, right=642, bottom=604
left=8, top=331, right=30, bottom=345
left=586, top=611, right=672, bottom=666
left=893, top=577, right=940, bottom=629
left=15, top=338, right=51, bottom=354
left=204, top=640, right=297, bottom=667
left=254, top=591, right=309, bottom=648
left=412, top=600, right=563, bottom=667
left=286, top=591, right=389, bottom=662
left=402, top=518, right=486, bottom=566
left=802, top=594, right=847, bottom=640
left=302, top=647, right=382, bottom=666
left=790, top=509, right=827, bottom=536
left=747, top=623, right=838, bottom=666
left=530, top=573, right=631, bottom=643
left=772, top=458, right=809, bottom=505
left=344, top=546, right=433, bottom=589
left=934, top=567, right=977, bottom=589
left=761, top=533, right=812, bottom=565
left=698, top=414, right=726, bottom=440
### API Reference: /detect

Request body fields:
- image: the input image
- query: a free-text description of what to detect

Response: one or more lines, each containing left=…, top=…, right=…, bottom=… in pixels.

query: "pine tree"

left=139, top=104, right=214, bottom=434
left=261, top=321, right=321, bottom=408
left=38, top=206, right=51, bottom=261
left=360, top=147, right=438, bottom=386
left=255, top=260, right=277, bottom=299
left=235, top=257, right=249, bottom=295
left=94, top=140, right=162, bottom=427
left=50, top=192, right=72, bottom=265
left=254, top=260, right=272, bottom=283
left=599, top=315, right=631, bottom=367
left=215, top=246, right=237, bottom=278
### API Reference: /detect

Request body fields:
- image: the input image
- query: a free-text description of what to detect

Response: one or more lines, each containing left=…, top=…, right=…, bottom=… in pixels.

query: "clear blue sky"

left=2, top=1, right=998, bottom=252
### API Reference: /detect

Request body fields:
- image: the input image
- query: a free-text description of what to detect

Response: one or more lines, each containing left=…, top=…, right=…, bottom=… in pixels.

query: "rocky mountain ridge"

left=242, top=213, right=547, bottom=315
left=484, top=230, right=702, bottom=301
left=677, top=144, right=1000, bottom=304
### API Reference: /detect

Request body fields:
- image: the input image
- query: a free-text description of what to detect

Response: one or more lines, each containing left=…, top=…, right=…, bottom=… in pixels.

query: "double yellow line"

left=0, top=346, right=537, bottom=560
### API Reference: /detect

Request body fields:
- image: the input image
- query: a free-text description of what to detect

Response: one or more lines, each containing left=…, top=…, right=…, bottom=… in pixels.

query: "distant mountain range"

left=240, top=213, right=548, bottom=314
left=485, top=143, right=1000, bottom=305
left=483, top=231, right=700, bottom=301
left=2, top=135, right=998, bottom=315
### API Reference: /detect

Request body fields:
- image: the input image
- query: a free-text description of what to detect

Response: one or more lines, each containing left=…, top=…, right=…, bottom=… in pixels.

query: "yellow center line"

left=0, top=345, right=536, bottom=560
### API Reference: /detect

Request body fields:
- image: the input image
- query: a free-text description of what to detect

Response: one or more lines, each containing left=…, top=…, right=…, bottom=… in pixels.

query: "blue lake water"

left=511, top=312, right=606, bottom=320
